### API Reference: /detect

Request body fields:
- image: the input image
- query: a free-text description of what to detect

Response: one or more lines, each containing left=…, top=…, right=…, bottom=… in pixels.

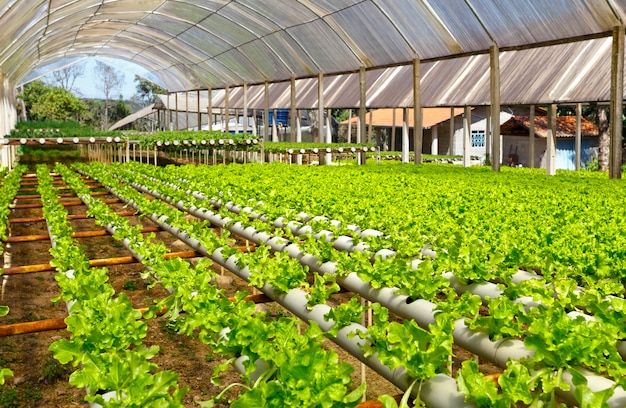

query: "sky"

left=45, top=57, right=159, bottom=100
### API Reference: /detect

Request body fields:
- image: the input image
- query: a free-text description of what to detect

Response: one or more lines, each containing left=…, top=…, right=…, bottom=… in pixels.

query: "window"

left=471, top=130, right=485, bottom=147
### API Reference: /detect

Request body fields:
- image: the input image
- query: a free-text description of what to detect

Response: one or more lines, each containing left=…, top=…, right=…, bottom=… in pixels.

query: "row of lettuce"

left=6, top=159, right=624, bottom=406
left=84, top=161, right=626, bottom=407
left=0, top=165, right=27, bottom=386
left=54, top=163, right=370, bottom=407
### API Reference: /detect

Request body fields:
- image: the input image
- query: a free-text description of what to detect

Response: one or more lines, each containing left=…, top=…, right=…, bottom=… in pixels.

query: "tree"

left=48, top=63, right=85, bottom=94
left=108, top=96, right=132, bottom=129
left=20, top=81, right=86, bottom=122
left=134, top=75, right=167, bottom=104
left=94, top=61, right=124, bottom=130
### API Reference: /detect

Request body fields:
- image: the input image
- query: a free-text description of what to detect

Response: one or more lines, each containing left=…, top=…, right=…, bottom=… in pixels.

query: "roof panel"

left=236, top=0, right=319, bottom=28
left=198, top=13, right=258, bottom=46
left=212, top=49, right=264, bottom=84
left=3, top=0, right=625, bottom=104
left=49, top=4, right=99, bottom=25
left=215, top=2, right=279, bottom=37
left=124, top=24, right=173, bottom=43
left=329, top=2, right=417, bottom=65
left=176, top=27, right=231, bottom=56
left=154, top=1, right=212, bottom=25
left=467, top=0, right=616, bottom=47
left=97, top=0, right=165, bottom=15
left=261, top=32, right=320, bottom=77
left=139, top=12, right=193, bottom=37
left=237, top=41, right=293, bottom=81
left=407, top=0, right=492, bottom=54
left=287, top=19, right=363, bottom=72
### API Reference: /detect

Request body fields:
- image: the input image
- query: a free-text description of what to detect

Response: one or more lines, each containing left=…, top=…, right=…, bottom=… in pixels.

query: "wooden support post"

left=262, top=82, right=269, bottom=163
left=413, top=58, right=423, bottom=164
left=347, top=109, right=353, bottom=144
left=208, top=87, right=213, bottom=131
left=529, top=105, right=536, bottom=168
left=197, top=89, right=202, bottom=131
left=610, top=24, right=624, bottom=179
left=391, top=108, right=397, bottom=151
left=243, top=83, right=248, bottom=134
left=359, top=67, right=366, bottom=145
left=490, top=45, right=502, bottom=171
left=402, top=108, right=409, bottom=163
left=449, top=107, right=455, bottom=155
left=317, top=73, right=324, bottom=144
left=290, top=77, right=296, bottom=143
left=575, top=103, right=582, bottom=170
left=463, top=106, right=471, bottom=167
left=175, top=92, right=179, bottom=130
left=224, top=86, right=230, bottom=134
left=546, top=104, right=557, bottom=176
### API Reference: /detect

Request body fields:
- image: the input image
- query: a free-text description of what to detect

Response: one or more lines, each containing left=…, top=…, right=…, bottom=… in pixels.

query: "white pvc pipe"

left=103, top=169, right=626, bottom=407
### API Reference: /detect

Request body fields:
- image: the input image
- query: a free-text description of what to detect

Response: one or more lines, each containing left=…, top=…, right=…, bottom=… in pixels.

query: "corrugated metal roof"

left=2, top=0, right=625, bottom=100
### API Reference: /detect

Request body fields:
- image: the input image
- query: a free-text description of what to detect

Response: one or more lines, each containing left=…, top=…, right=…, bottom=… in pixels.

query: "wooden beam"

left=413, top=58, right=423, bottom=164
left=463, top=106, right=471, bottom=167
left=359, top=66, right=366, bottom=146
left=490, top=44, right=501, bottom=171
left=546, top=104, right=557, bottom=176
left=575, top=103, right=582, bottom=170
left=529, top=105, right=536, bottom=168
left=610, top=24, right=624, bottom=179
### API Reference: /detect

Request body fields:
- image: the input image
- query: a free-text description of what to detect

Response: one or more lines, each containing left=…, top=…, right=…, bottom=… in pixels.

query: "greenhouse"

left=0, top=1, right=625, bottom=407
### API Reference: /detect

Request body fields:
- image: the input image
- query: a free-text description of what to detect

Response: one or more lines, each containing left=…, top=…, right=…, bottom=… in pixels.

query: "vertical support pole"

left=402, top=108, right=409, bottom=163
left=485, top=106, right=491, bottom=164
left=610, top=24, right=624, bottom=179
left=125, top=139, right=130, bottom=163
left=391, top=108, right=397, bottom=151
left=449, top=107, right=455, bottom=155
left=290, top=77, right=297, bottom=143
left=208, top=88, right=213, bottom=131
left=185, top=90, right=189, bottom=130
left=546, top=104, right=557, bottom=176
left=224, top=86, right=230, bottom=134
left=326, top=108, right=333, bottom=163
left=243, top=83, right=248, bottom=135
left=317, top=72, right=324, bottom=144
left=367, top=111, right=373, bottom=143
left=296, top=115, right=303, bottom=165
left=359, top=66, right=366, bottom=145
left=154, top=146, right=158, bottom=167
left=175, top=92, right=179, bottom=130
left=264, top=81, right=270, bottom=144
left=463, top=106, right=471, bottom=167
left=347, top=109, right=353, bottom=144
left=575, top=103, right=582, bottom=170
left=413, top=58, right=423, bottom=164
left=529, top=105, right=536, bottom=168
left=272, top=109, right=278, bottom=142
left=490, top=44, right=501, bottom=171
left=197, top=90, right=202, bottom=131
left=431, top=126, right=438, bottom=155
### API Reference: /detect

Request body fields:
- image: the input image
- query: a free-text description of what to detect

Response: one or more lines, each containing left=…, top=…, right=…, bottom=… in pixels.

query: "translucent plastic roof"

left=2, top=0, right=625, bottom=98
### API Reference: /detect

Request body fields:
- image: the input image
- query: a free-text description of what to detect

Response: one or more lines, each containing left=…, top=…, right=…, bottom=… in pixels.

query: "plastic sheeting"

left=1, top=0, right=624, bottom=100
left=153, top=35, right=616, bottom=110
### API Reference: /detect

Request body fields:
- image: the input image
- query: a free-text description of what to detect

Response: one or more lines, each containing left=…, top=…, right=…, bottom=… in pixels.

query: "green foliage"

left=134, top=75, right=167, bottom=103
left=20, top=81, right=86, bottom=122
